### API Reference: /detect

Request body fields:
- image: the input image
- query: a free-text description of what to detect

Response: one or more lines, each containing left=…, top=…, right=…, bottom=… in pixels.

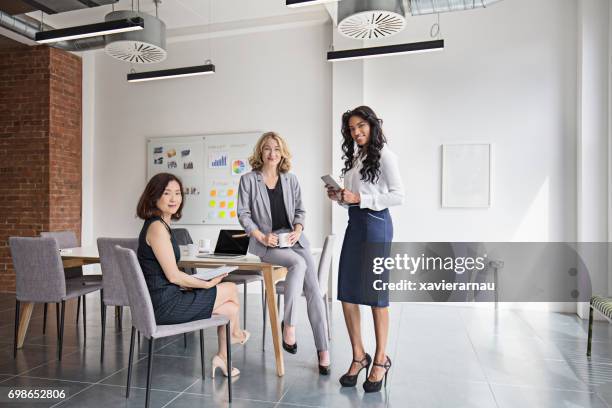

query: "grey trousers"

left=261, top=244, right=329, bottom=351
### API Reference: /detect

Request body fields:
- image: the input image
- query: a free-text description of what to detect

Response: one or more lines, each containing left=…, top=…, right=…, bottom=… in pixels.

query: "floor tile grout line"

left=51, top=350, right=156, bottom=408
left=15, top=348, right=81, bottom=377
left=458, top=304, right=501, bottom=408
left=159, top=378, right=200, bottom=408
left=274, top=377, right=295, bottom=407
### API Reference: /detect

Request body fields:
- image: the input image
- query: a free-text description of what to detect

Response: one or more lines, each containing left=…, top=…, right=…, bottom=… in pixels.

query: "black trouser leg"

left=58, top=300, right=66, bottom=360
left=199, top=329, right=205, bottom=379
left=100, top=305, right=106, bottom=361
left=82, top=295, right=87, bottom=344
left=145, top=338, right=155, bottom=408
left=126, top=327, right=136, bottom=398
left=226, top=323, right=232, bottom=402
left=76, top=296, right=81, bottom=325
left=43, top=303, right=47, bottom=335
left=13, top=300, right=20, bottom=359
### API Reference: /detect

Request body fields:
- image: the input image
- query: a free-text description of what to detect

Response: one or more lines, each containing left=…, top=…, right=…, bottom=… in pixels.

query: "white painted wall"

left=86, top=23, right=332, bottom=252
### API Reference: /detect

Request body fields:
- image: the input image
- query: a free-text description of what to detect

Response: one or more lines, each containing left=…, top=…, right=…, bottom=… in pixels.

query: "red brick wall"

left=0, top=46, right=82, bottom=292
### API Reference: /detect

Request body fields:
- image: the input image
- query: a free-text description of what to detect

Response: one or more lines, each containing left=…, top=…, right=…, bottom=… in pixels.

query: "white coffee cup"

left=199, top=239, right=212, bottom=253
left=187, top=243, right=198, bottom=256
left=278, top=233, right=292, bottom=248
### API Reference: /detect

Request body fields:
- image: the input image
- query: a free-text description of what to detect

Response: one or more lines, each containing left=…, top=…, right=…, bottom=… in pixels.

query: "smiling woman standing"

left=326, top=106, right=404, bottom=392
left=237, top=132, right=330, bottom=374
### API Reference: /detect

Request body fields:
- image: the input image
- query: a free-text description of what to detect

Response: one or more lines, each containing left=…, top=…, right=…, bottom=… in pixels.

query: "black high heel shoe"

left=339, top=353, right=372, bottom=387
left=317, top=352, right=330, bottom=375
left=281, top=321, right=297, bottom=354
left=363, top=356, right=391, bottom=393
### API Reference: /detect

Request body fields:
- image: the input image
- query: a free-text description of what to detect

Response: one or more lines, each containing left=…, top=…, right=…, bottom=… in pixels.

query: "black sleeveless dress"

left=137, top=217, right=217, bottom=325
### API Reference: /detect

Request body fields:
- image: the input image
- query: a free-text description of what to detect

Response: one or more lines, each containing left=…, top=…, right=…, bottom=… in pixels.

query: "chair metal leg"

left=101, top=305, right=106, bottom=361
left=226, top=323, right=232, bottom=403
left=587, top=305, right=594, bottom=357
left=118, top=306, right=123, bottom=330
left=43, top=303, right=47, bottom=335
left=243, top=281, right=247, bottom=330
left=145, top=338, right=155, bottom=408
left=76, top=296, right=81, bottom=325
left=184, top=333, right=187, bottom=349
left=58, top=300, right=66, bottom=360
left=324, top=295, right=331, bottom=341
left=82, top=295, right=87, bottom=344
left=138, top=331, right=141, bottom=348
left=262, top=281, right=266, bottom=349
left=199, top=329, right=205, bottom=379
left=126, top=327, right=136, bottom=398
left=56, top=303, right=60, bottom=339
left=13, top=300, right=20, bottom=359
left=277, top=293, right=281, bottom=312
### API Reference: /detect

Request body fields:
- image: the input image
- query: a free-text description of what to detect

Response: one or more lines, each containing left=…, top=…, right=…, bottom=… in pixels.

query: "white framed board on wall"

left=147, top=132, right=258, bottom=225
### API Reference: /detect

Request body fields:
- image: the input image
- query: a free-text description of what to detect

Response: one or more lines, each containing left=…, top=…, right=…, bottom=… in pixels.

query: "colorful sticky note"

left=230, top=211, right=237, bottom=218
left=219, top=211, right=226, bottom=219
left=209, top=200, right=216, bottom=208
left=210, top=190, right=217, bottom=197
left=228, top=201, right=235, bottom=209
left=219, top=201, right=226, bottom=209
left=227, top=189, right=235, bottom=197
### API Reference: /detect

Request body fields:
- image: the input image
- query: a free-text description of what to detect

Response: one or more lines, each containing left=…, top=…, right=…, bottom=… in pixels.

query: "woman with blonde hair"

left=237, top=131, right=330, bottom=374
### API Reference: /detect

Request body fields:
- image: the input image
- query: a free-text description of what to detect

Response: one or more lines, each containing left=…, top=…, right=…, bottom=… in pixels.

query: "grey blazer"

left=237, top=171, right=310, bottom=257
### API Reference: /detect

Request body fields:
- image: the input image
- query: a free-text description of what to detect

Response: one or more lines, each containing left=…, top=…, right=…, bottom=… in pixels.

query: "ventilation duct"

left=104, top=10, right=166, bottom=63
left=408, top=0, right=504, bottom=16
left=338, top=0, right=406, bottom=40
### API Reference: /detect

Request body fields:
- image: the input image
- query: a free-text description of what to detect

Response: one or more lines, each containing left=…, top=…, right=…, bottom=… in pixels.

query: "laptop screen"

left=214, top=230, right=249, bottom=255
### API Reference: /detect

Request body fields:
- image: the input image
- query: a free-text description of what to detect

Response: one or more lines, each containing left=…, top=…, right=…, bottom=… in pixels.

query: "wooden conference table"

left=16, top=246, right=291, bottom=376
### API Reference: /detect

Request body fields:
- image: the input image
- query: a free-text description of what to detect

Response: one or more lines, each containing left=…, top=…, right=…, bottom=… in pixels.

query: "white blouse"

left=342, top=146, right=404, bottom=211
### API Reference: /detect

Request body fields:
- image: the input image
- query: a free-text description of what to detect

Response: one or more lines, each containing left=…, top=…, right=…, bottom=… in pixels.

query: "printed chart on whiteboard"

left=147, top=133, right=256, bottom=225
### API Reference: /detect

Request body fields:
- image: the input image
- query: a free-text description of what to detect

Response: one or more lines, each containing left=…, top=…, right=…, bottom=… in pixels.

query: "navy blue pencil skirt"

left=337, top=206, right=393, bottom=307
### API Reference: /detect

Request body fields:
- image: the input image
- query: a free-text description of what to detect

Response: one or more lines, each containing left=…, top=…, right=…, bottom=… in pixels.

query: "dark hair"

left=341, top=105, right=387, bottom=183
left=136, top=173, right=184, bottom=220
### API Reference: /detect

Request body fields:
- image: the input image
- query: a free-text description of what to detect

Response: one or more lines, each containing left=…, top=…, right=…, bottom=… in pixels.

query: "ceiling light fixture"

left=35, top=17, right=144, bottom=44
left=327, top=39, right=444, bottom=61
left=286, top=0, right=338, bottom=8
left=127, top=63, right=215, bottom=83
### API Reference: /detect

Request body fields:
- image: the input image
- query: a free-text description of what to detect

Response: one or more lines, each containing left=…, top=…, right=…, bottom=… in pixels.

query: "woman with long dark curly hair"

left=326, top=106, right=404, bottom=392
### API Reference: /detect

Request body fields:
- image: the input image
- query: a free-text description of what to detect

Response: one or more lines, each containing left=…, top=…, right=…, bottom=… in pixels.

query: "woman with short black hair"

left=326, top=106, right=404, bottom=392
left=136, top=172, right=249, bottom=377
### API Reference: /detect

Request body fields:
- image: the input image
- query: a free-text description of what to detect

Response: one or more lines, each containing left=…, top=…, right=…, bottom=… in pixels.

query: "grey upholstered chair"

left=172, top=228, right=266, bottom=338
left=114, top=245, right=233, bottom=408
left=40, top=231, right=102, bottom=331
left=97, top=237, right=138, bottom=359
left=275, top=235, right=335, bottom=340
left=10, top=237, right=103, bottom=360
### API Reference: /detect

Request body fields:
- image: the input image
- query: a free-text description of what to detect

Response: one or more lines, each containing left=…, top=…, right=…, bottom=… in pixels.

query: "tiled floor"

left=0, top=292, right=611, bottom=407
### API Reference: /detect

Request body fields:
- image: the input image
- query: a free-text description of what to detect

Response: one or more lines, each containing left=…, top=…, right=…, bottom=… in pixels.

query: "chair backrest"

left=114, top=245, right=157, bottom=338
left=97, top=238, right=138, bottom=307
left=172, top=228, right=195, bottom=275
left=9, top=237, right=66, bottom=303
left=40, top=231, right=78, bottom=249
left=317, top=235, right=335, bottom=296
left=40, top=231, right=81, bottom=279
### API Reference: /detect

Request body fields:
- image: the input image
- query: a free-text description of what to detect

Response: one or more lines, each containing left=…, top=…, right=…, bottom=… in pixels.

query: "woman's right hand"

left=326, top=185, right=340, bottom=201
left=256, top=231, right=278, bottom=247
left=202, top=273, right=228, bottom=289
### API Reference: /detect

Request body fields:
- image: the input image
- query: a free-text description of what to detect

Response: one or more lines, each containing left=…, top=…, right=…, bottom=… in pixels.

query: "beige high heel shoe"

left=211, top=355, right=240, bottom=378
left=232, top=330, right=250, bottom=345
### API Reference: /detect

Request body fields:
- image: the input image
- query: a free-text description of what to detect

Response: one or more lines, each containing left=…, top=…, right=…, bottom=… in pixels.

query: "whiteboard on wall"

left=147, top=133, right=258, bottom=225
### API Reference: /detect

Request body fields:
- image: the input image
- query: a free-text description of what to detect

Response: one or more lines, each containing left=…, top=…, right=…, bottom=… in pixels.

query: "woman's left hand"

left=341, top=189, right=361, bottom=204
left=288, top=225, right=303, bottom=246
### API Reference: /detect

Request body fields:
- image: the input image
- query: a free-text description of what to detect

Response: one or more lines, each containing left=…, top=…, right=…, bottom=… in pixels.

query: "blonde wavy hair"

left=248, top=131, right=292, bottom=173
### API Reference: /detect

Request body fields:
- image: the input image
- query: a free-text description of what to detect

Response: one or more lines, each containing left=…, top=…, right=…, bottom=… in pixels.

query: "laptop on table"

left=198, top=230, right=249, bottom=259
